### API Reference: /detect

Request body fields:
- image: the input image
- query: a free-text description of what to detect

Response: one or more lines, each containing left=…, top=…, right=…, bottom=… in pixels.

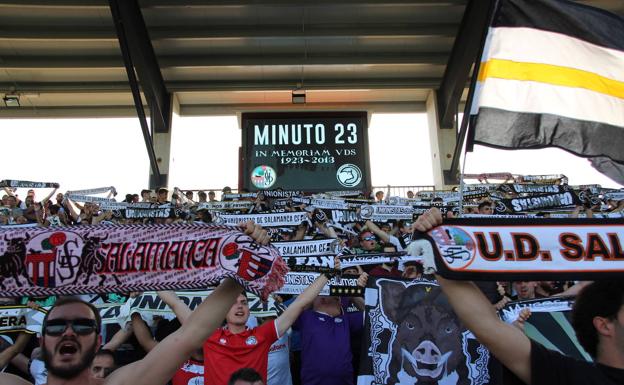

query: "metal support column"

left=109, top=0, right=172, bottom=188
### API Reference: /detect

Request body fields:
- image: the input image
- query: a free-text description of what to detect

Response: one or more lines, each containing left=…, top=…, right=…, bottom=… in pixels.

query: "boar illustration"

left=379, top=280, right=468, bottom=385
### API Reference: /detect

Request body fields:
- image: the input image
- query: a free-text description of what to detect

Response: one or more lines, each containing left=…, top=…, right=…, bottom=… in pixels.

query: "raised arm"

left=436, top=276, right=532, bottom=384
left=41, top=185, right=59, bottom=204
left=0, top=333, right=31, bottom=370
left=34, top=204, right=45, bottom=226
left=91, top=209, right=111, bottom=225
left=71, top=199, right=84, bottom=211
left=365, top=220, right=390, bottom=244
left=414, top=209, right=533, bottom=384
left=0, top=372, right=33, bottom=385
left=8, top=353, right=29, bottom=376
left=314, top=216, right=338, bottom=239
left=63, top=196, right=80, bottom=222
left=275, top=256, right=340, bottom=337
left=292, top=222, right=307, bottom=241
left=102, top=322, right=133, bottom=351
left=311, top=209, right=337, bottom=239
left=173, top=188, right=193, bottom=205
left=130, top=312, right=158, bottom=352
left=157, top=290, right=192, bottom=324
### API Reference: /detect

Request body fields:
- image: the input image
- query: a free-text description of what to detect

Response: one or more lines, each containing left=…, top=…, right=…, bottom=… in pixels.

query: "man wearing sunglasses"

left=39, top=297, right=102, bottom=383
left=0, top=222, right=271, bottom=385
left=356, top=231, right=381, bottom=253
left=355, top=222, right=404, bottom=278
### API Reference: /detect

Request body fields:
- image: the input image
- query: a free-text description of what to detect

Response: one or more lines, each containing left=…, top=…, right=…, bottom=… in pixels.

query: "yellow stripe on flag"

left=478, top=58, right=624, bottom=100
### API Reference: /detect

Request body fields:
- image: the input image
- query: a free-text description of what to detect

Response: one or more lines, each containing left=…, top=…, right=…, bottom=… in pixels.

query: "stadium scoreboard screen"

left=241, top=112, right=371, bottom=193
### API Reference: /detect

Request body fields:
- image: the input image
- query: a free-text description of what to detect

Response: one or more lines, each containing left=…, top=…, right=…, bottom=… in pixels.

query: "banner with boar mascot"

left=358, top=278, right=492, bottom=385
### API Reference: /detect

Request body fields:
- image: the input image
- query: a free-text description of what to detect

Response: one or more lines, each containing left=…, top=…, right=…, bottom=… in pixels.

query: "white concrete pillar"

left=149, top=94, right=178, bottom=189
left=426, top=90, right=457, bottom=190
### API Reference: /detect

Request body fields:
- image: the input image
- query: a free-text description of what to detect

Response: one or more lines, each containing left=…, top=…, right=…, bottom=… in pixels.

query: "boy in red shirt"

left=203, top=293, right=277, bottom=385
left=160, top=257, right=342, bottom=385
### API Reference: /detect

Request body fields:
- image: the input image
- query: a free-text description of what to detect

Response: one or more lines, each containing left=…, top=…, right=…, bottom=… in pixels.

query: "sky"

left=0, top=113, right=620, bottom=198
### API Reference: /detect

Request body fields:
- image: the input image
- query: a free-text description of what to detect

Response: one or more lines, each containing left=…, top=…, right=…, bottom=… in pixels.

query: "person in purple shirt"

left=292, top=274, right=367, bottom=385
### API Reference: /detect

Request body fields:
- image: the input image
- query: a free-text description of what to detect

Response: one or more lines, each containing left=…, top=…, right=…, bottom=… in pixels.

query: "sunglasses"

left=361, top=236, right=377, bottom=241
left=44, top=318, right=98, bottom=336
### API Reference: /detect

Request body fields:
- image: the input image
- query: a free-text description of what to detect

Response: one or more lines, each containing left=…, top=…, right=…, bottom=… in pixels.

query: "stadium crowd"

left=0, top=176, right=623, bottom=385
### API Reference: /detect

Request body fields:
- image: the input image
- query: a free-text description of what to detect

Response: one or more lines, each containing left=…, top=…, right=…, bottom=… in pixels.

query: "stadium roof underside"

left=0, top=0, right=619, bottom=120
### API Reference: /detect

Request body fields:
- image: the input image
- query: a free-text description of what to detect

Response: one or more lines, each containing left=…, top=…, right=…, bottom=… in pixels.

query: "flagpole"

left=447, top=0, right=501, bottom=183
